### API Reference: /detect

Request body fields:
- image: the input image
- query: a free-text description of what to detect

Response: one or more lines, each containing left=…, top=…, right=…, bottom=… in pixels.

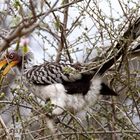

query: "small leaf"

left=13, top=0, right=21, bottom=10
left=20, top=38, right=30, bottom=54
left=0, top=92, right=5, bottom=100
left=54, top=17, right=61, bottom=31
left=22, top=45, right=29, bottom=54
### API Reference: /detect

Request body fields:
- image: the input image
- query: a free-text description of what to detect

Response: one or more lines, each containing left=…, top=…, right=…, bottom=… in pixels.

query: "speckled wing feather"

left=25, top=62, right=82, bottom=85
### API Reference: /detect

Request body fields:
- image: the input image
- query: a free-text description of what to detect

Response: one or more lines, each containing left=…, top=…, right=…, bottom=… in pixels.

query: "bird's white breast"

left=31, top=77, right=102, bottom=115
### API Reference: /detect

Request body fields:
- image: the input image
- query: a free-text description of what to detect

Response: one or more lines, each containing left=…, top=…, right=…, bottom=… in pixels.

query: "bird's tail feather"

left=100, top=82, right=117, bottom=96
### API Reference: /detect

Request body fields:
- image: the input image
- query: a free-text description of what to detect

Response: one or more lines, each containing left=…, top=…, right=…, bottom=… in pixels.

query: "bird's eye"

left=8, top=53, right=15, bottom=59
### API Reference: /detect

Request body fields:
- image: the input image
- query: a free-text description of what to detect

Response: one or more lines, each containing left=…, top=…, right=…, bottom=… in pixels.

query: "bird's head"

left=0, top=47, right=34, bottom=76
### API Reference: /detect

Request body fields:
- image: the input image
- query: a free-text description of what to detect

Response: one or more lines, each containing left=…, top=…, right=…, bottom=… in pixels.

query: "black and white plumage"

left=0, top=48, right=117, bottom=115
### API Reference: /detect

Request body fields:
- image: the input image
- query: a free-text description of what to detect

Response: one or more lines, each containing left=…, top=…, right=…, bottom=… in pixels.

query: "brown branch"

left=0, top=0, right=84, bottom=54
left=0, top=0, right=58, bottom=53
left=55, top=0, right=73, bottom=63
left=0, top=116, right=11, bottom=140
left=29, top=0, right=37, bottom=21
left=43, top=130, right=140, bottom=139
left=81, top=16, right=140, bottom=76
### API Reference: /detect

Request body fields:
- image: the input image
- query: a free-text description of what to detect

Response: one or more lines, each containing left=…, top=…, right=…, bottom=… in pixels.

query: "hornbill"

left=0, top=45, right=118, bottom=115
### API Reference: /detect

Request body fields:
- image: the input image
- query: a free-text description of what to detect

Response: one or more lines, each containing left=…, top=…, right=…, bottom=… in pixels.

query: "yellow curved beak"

left=0, top=59, right=7, bottom=69
left=0, top=59, right=18, bottom=76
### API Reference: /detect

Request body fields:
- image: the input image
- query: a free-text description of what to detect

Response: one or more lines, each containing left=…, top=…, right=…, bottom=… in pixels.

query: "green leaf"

left=0, top=92, right=5, bottom=100
left=13, top=0, right=21, bottom=10
left=63, top=66, right=80, bottom=76
left=54, top=17, right=61, bottom=31
left=10, top=16, right=21, bottom=26
left=22, top=45, right=29, bottom=54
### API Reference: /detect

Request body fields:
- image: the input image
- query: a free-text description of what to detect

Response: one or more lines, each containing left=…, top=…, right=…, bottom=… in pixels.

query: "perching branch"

left=0, top=0, right=84, bottom=53
left=81, top=16, right=140, bottom=76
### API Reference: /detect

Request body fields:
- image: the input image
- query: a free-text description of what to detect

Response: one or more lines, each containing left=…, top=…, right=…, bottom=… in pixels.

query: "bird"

left=0, top=45, right=117, bottom=116
left=0, top=52, right=32, bottom=126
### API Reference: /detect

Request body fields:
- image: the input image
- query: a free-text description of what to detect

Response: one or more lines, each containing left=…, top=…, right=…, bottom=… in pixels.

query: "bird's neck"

left=23, top=63, right=33, bottom=73
left=19, top=60, right=34, bottom=74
